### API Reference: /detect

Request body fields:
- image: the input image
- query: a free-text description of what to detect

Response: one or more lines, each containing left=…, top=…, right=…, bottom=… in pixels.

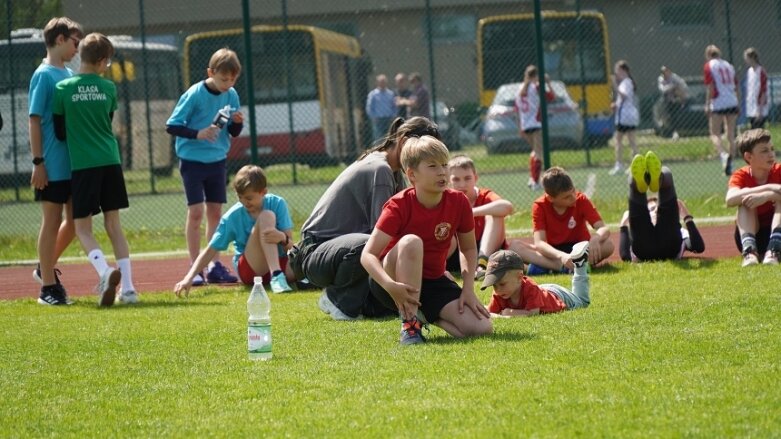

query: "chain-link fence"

left=1, top=0, right=778, bottom=261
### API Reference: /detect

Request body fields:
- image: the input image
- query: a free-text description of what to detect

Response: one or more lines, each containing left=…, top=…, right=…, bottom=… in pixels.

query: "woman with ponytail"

left=292, top=116, right=441, bottom=320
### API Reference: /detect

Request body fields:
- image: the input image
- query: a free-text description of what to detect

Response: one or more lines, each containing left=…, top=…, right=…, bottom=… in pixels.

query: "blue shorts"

left=179, top=158, right=227, bottom=206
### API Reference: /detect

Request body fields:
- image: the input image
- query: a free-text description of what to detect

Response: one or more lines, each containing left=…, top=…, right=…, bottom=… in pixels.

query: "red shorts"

left=237, top=254, right=289, bottom=285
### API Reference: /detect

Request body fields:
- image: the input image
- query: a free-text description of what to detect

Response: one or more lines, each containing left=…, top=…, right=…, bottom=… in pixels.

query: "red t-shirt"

left=487, top=276, right=566, bottom=314
left=532, top=192, right=602, bottom=246
left=728, top=163, right=781, bottom=226
left=376, top=187, right=475, bottom=279
left=473, top=187, right=502, bottom=243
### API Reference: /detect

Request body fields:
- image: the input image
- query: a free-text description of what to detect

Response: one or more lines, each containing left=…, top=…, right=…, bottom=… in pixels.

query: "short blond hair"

left=209, top=48, right=242, bottom=76
left=736, top=128, right=772, bottom=156
left=80, top=33, right=114, bottom=65
left=705, top=44, right=721, bottom=59
left=541, top=166, right=574, bottom=197
left=448, top=154, right=476, bottom=175
left=232, top=164, right=267, bottom=194
left=401, top=135, right=449, bottom=172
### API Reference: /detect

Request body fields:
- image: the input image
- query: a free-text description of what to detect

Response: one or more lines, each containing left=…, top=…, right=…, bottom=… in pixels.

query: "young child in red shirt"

left=527, top=166, right=613, bottom=275
left=361, top=136, right=493, bottom=345
left=725, top=128, right=781, bottom=266
left=482, top=244, right=590, bottom=317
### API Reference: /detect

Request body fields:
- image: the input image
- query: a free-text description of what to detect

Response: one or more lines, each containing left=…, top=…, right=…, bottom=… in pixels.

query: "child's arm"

left=28, top=116, right=48, bottom=190
left=725, top=185, right=781, bottom=207
left=456, top=230, right=490, bottom=319
left=261, top=227, right=294, bottom=253
left=360, top=229, right=421, bottom=320
left=472, top=199, right=513, bottom=218
left=227, top=110, right=244, bottom=137
left=174, top=246, right=219, bottom=297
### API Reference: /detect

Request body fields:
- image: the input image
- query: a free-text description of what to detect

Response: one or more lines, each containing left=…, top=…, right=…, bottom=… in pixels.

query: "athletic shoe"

left=475, top=254, right=489, bottom=280
left=269, top=272, right=293, bottom=293
left=317, top=292, right=360, bottom=321
left=629, top=154, right=648, bottom=193
left=526, top=263, right=550, bottom=276
left=37, top=284, right=69, bottom=306
left=117, top=290, right=140, bottom=304
left=191, top=272, right=205, bottom=287
left=206, top=261, right=238, bottom=284
left=645, top=151, right=662, bottom=192
left=570, top=241, right=591, bottom=268
left=97, top=268, right=121, bottom=307
left=399, top=316, right=426, bottom=345
left=720, top=153, right=733, bottom=176
left=742, top=251, right=759, bottom=267
left=474, top=266, right=487, bottom=280
left=762, top=250, right=779, bottom=265
left=608, top=162, right=625, bottom=176
left=33, top=265, right=73, bottom=304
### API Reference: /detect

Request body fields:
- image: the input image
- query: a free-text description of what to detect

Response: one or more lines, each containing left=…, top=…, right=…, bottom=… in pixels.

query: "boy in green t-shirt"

left=53, top=33, right=137, bottom=307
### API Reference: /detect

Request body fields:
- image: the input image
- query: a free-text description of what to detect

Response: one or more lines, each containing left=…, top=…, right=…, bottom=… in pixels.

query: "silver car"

left=482, top=80, right=583, bottom=154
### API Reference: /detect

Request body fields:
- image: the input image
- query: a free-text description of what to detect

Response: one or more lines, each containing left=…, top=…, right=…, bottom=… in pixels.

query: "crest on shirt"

left=567, top=216, right=576, bottom=229
left=434, top=222, right=452, bottom=241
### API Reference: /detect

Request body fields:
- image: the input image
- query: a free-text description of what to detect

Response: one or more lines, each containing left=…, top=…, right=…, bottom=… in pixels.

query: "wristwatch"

left=32, top=157, right=44, bottom=165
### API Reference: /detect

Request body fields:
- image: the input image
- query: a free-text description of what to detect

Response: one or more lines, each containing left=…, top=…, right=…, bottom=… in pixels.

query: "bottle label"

left=248, top=322, right=272, bottom=354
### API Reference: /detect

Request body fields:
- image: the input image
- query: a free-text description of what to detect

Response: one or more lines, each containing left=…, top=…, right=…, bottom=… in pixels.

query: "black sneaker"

left=37, top=284, right=70, bottom=306
left=33, top=265, right=72, bottom=304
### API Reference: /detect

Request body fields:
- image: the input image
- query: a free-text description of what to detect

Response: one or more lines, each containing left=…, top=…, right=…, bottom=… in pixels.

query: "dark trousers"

left=300, top=233, right=394, bottom=319
left=628, top=168, right=683, bottom=261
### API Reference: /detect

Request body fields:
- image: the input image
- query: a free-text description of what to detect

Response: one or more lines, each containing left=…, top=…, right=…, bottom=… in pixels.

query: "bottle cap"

left=254, top=276, right=263, bottom=284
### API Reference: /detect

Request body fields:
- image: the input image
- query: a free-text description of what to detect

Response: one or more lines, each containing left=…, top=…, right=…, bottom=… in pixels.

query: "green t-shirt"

left=53, top=73, right=120, bottom=171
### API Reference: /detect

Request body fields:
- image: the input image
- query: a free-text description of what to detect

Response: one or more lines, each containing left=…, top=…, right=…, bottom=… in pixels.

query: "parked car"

left=652, top=76, right=711, bottom=138
left=432, top=100, right=462, bottom=151
left=481, top=80, right=583, bottom=154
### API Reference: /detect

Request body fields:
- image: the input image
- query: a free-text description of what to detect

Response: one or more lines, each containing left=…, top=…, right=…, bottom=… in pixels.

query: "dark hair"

left=80, top=33, right=114, bottom=65
left=358, top=116, right=440, bottom=161
left=541, top=166, right=574, bottom=196
left=43, top=17, right=83, bottom=48
left=615, top=60, right=636, bottom=92
left=736, top=128, right=772, bottom=157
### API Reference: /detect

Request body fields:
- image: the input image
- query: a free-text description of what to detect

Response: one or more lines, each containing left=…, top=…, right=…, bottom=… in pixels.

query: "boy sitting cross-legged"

left=174, top=165, right=295, bottom=296
left=361, top=135, right=493, bottom=345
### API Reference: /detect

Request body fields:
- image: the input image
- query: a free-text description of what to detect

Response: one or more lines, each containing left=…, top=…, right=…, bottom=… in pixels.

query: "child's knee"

left=464, top=317, right=493, bottom=337
left=257, top=210, right=277, bottom=226
left=397, top=234, right=423, bottom=256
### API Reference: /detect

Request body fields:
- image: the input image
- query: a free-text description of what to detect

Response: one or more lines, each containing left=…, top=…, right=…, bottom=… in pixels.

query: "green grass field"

left=1, top=258, right=779, bottom=436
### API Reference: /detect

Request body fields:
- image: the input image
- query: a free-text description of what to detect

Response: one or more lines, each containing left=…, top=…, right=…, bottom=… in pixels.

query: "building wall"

left=62, top=0, right=781, bottom=107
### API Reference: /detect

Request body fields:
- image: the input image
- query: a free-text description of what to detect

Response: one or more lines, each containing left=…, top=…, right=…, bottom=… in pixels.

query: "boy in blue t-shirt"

left=166, top=48, right=243, bottom=286
left=29, top=17, right=83, bottom=305
left=174, top=165, right=295, bottom=295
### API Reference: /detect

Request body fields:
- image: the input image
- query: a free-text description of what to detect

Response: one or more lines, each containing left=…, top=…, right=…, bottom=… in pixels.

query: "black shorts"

left=615, top=124, right=636, bottom=133
left=71, top=164, right=129, bottom=219
left=179, top=158, right=227, bottom=206
left=369, top=275, right=462, bottom=323
left=552, top=241, right=577, bottom=254
left=523, top=127, right=541, bottom=134
left=34, top=180, right=71, bottom=204
left=712, top=107, right=739, bottom=115
left=749, top=117, right=767, bottom=129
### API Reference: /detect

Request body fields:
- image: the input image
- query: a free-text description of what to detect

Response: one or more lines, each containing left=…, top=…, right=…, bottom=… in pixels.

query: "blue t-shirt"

left=208, top=194, right=294, bottom=270
left=166, top=81, right=241, bottom=163
left=28, top=63, right=73, bottom=181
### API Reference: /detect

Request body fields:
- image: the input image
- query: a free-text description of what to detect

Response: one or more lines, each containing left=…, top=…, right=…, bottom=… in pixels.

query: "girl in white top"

left=703, top=44, right=739, bottom=176
left=516, top=65, right=554, bottom=189
left=609, top=60, right=639, bottom=176
left=743, top=47, right=769, bottom=129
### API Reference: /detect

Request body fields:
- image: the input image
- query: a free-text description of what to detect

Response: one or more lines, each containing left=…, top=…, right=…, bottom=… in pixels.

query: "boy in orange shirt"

left=482, top=244, right=590, bottom=317
left=527, top=166, right=613, bottom=274
left=725, top=128, right=781, bottom=266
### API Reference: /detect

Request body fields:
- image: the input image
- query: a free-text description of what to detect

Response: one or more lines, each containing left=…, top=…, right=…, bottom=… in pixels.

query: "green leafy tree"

left=1, top=0, right=63, bottom=38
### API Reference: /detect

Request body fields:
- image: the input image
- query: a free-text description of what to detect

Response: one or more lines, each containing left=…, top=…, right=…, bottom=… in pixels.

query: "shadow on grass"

left=68, top=297, right=226, bottom=310
left=671, top=257, right=717, bottom=269
left=425, top=331, right=538, bottom=345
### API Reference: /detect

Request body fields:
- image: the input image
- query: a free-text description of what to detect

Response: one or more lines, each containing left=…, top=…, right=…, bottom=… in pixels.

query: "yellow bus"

left=477, top=11, right=613, bottom=143
left=184, top=25, right=369, bottom=169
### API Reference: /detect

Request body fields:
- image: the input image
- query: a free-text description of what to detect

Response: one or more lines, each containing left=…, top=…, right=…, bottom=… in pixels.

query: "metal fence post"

left=138, top=0, right=156, bottom=194
left=6, top=0, right=20, bottom=200
left=723, top=0, right=734, bottom=64
left=241, top=0, right=259, bottom=166
left=282, top=0, right=298, bottom=184
left=576, top=0, right=591, bottom=167
left=425, top=0, right=437, bottom=122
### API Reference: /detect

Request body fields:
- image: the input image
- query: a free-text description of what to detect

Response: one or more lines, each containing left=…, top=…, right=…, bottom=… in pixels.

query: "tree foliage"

left=1, top=0, right=63, bottom=38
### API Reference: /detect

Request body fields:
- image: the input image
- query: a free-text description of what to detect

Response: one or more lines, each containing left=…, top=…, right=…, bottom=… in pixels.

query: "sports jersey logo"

left=567, top=216, right=576, bottom=229
left=434, top=222, right=452, bottom=241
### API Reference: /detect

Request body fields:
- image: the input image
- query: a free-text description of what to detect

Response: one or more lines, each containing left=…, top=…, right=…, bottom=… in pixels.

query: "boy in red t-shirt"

left=527, top=167, right=613, bottom=274
left=361, top=136, right=493, bottom=345
left=726, top=128, right=781, bottom=266
left=446, top=155, right=513, bottom=280
left=481, top=245, right=590, bottom=317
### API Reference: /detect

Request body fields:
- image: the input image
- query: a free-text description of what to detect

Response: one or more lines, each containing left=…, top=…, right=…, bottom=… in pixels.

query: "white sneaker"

left=608, top=162, right=625, bottom=176
left=570, top=241, right=591, bottom=268
left=97, top=268, right=121, bottom=307
left=117, top=290, right=139, bottom=304
left=317, top=292, right=360, bottom=321
left=742, top=252, right=759, bottom=267
left=762, top=250, right=779, bottom=265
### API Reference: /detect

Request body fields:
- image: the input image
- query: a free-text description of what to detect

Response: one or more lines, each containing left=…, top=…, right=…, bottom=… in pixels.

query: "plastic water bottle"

left=247, top=276, right=272, bottom=360
left=212, top=105, right=230, bottom=129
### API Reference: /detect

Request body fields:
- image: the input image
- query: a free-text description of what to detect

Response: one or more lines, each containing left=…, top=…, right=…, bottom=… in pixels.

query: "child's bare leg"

left=185, top=203, right=204, bottom=262
left=105, top=210, right=136, bottom=293
left=507, top=239, right=562, bottom=270
left=382, top=235, right=423, bottom=319
left=627, top=130, right=638, bottom=156
left=37, top=202, right=64, bottom=285
left=205, top=202, right=222, bottom=263
left=614, top=131, right=624, bottom=165
left=591, top=236, right=615, bottom=265
left=480, top=215, right=506, bottom=257
left=243, top=211, right=279, bottom=275
left=74, top=215, right=100, bottom=255
left=736, top=205, right=758, bottom=236
left=53, top=199, right=76, bottom=262
left=436, top=300, right=493, bottom=338
left=725, top=114, right=737, bottom=156
left=709, top=114, right=726, bottom=155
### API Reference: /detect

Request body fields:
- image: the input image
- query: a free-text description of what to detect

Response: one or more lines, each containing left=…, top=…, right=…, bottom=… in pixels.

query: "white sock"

left=574, top=264, right=588, bottom=277
left=88, top=249, right=110, bottom=277
left=207, top=261, right=216, bottom=272
left=117, top=258, right=136, bottom=292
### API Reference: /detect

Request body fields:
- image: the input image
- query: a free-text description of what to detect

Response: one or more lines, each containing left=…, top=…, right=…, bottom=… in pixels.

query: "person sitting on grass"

left=445, top=154, right=513, bottom=280
left=481, top=245, right=590, bottom=318
left=619, top=151, right=705, bottom=262
left=174, top=165, right=295, bottom=296
left=525, top=167, right=613, bottom=275
left=361, top=135, right=492, bottom=345
left=725, top=128, right=781, bottom=266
